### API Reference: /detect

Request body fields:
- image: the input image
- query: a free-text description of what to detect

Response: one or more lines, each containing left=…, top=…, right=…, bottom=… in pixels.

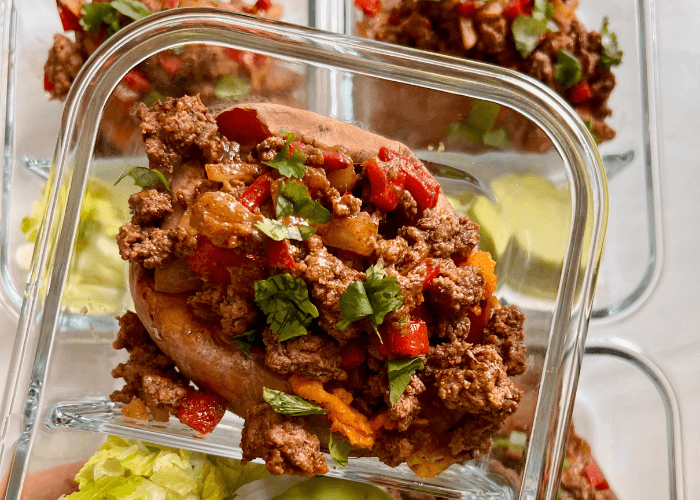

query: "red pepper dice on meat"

left=188, top=237, right=258, bottom=284
left=177, top=390, right=227, bottom=435
left=582, top=464, right=610, bottom=491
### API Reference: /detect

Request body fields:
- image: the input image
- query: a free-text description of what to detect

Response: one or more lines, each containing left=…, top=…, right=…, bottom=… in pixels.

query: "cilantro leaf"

left=254, top=274, right=319, bottom=341
left=329, top=432, right=351, bottom=468
left=110, top=0, right=151, bottom=21
left=553, top=49, right=582, bottom=88
left=337, top=264, right=403, bottom=337
left=144, top=91, right=164, bottom=108
left=387, top=358, right=424, bottom=406
left=115, top=166, right=171, bottom=192
left=532, top=0, right=554, bottom=21
left=80, top=3, right=121, bottom=33
left=468, top=99, right=500, bottom=134
left=482, top=128, right=509, bottom=149
left=512, top=14, right=549, bottom=58
left=263, top=388, right=328, bottom=416
left=276, top=180, right=332, bottom=223
left=232, top=330, right=256, bottom=357
left=255, top=218, right=316, bottom=241
left=263, top=132, right=307, bottom=178
left=600, top=17, right=623, bottom=68
left=213, top=75, right=251, bottom=100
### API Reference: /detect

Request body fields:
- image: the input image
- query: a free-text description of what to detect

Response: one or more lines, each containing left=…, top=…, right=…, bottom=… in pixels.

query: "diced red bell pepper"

left=177, top=390, right=227, bottom=435
left=57, top=3, right=83, bottom=32
left=413, top=259, right=441, bottom=290
left=166, top=0, right=180, bottom=7
left=341, top=341, right=366, bottom=370
left=255, top=0, right=272, bottom=10
left=123, top=69, right=151, bottom=92
left=363, top=157, right=406, bottom=212
left=322, top=150, right=353, bottom=173
left=378, top=147, right=440, bottom=211
left=569, top=81, right=592, bottom=103
left=387, top=318, right=429, bottom=356
left=266, top=239, right=296, bottom=269
left=466, top=298, right=491, bottom=343
left=238, top=173, right=272, bottom=212
left=354, top=0, right=381, bottom=17
left=216, top=107, right=272, bottom=145
left=43, top=74, right=55, bottom=92
left=582, top=464, right=610, bottom=490
left=188, top=237, right=258, bottom=283
left=457, top=0, right=475, bottom=17
left=288, top=140, right=305, bottom=158
left=158, top=55, right=181, bottom=75
left=503, top=0, right=531, bottom=22
left=369, top=328, right=391, bottom=357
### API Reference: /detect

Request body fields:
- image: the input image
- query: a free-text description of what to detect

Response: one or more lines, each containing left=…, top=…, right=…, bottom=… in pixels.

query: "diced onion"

left=327, top=165, right=357, bottom=194
left=205, top=162, right=267, bottom=183
left=321, top=212, right=377, bottom=256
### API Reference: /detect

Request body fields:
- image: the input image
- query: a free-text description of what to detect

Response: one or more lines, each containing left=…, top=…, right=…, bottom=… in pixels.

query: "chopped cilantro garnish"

left=254, top=273, right=319, bottom=341
left=468, top=99, right=500, bottom=134
left=337, top=264, right=403, bottom=338
left=115, top=166, right=171, bottom=192
left=448, top=100, right=508, bottom=149
left=276, top=180, right=332, bottom=224
left=255, top=217, right=316, bottom=241
left=553, top=49, right=582, bottom=88
left=111, top=0, right=151, bottom=21
left=263, top=387, right=328, bottom=416
left=329, top=432, right=352, bottom=468
left=387, top=358, right=424, bottom=406
left=80, top=0, right=151, bottom=35
left=263, top=131, right=307, bottom=178
left=213, top=75, right=251, bottom=100
left=144, top=91, right=164, bottom=108
left=231, top=330, right=256, bottom=357
left=600, top=17, right=623, bottom=68
left=482, top=128, right=509, bottom=149
left=512, top=14, right=549, bottom=58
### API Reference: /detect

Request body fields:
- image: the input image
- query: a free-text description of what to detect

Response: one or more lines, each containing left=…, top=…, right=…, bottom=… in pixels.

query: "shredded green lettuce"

left=66, top=436, right=268, bottom=500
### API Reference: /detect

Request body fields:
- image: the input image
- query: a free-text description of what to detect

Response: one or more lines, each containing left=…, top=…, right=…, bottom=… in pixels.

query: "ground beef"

left=448, top=413, right=502, bottom=457
left=375, top=236, right=410, bottom=266
left=129, top=188, right=174, bottom=226
left=372, top=431, right=418, bottom=468
left=263, top=328, right=347, bottom=382
left=482, top=305, right=527, bottom=376
left=559, top=427, right=618, bottom=500
left=188, top=283, right=257, bottom=335
left=401, top=212, right=480, bottom=260
left=142, top=374, right=188, bottom=413
left=44, top=34, right=86, bottom=100
left=426, top=339, right=472, bottom=372
left=113, top=311, right=150, bottom=351
left=389, top=375, right=425, bottom=431
left=425, top=260, right=484, bottom=314
left=434, top=344, right=521, bottom=414
left=241, top=403, right=329, bottom=476
left=136, top=96, right=237, bottom=172
left=332, top=193, right=362, bottom=218
left=117, top=223, right=176, bottom=268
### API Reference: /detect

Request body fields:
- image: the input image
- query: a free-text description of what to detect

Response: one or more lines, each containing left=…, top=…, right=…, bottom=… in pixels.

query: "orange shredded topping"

left=466, top=250, right=497, bottom=296
left=331, top=387, right=354, bottom=406
left=289, top=374, right=375, bottom=449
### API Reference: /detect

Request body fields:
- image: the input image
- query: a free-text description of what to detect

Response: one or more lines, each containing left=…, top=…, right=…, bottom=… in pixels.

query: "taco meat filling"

left=112, top=95, right=527, bottom=478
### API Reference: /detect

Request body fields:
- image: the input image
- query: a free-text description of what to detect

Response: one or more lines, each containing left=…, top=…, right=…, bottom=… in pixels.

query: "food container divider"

left=1, top=8, right=607, bottom=500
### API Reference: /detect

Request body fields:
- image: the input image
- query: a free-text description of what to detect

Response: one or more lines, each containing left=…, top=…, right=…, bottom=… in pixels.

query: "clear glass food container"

left=332, top=0, right=664, bottom=321
left=0, top=8, right=608, bottom=500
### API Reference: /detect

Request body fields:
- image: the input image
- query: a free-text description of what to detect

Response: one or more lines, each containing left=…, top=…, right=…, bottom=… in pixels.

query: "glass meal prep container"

left=0, top=7, right=609, bottom=500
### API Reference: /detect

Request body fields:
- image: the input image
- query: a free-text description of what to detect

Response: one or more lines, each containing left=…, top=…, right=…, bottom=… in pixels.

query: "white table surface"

left=1, top=1, right=699, bottom=499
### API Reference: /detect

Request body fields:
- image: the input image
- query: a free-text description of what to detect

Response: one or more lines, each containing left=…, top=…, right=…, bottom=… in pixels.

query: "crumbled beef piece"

left=301, top=236, right=364, bottom=343
left=389, top=375, right=425, bottom=431
left=173, top=226, right=199, bottom=258
left=142, top=374, right=188, bottom=413
left=187, top=283, right=257, bottom=335
left=113, top=311, right=150, bottom=351
left=435, top=310, right=472, bottom=342
left=256, top=136, right=287, bottom=161
left=448, top=413, right=502, bottom=457
left=136, top=96, right=236, bottom=172
left=117, top=223, right=176, bottom=268
left=434, top=344, right=521, bottom=413
left=425, top=260, right=484, bottom=313
left=482, top=305, right=527, bottom=376
left=332, top=193, right=362, bottom=218
left=559, top=426, right=618, bottom=500
left=425, top=339, right=470, bottom=373
left=241, top=403, right=329, bottom=476
left=395, top=189, right=419, bottom=223
left=376, top=236, right=409, bottom=266
left=475, top=16, right=508, bottom=54
left=372, top=431, right=417, bottom=468
left=188, top=283, right=227, bottom=323
left=399, top=212, right=479, bottom=263
left=263, top=329, right=347, bottom=382
left=129, top=188, right=174, bottom=225
left=44, top=34, right=86, bottom=100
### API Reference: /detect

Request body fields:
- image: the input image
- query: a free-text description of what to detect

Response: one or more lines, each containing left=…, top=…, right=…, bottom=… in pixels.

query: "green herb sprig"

left=262, top=388, right=328, bottom=416
left=254, top=274, right=319, bottom=341
left=387, top=358, right=424, bottom=406
left=329, top=432, right=352, bottom=468
left=263, top=131, right=307, bottom=178
left=276, top=180, right=332, bottom=224
left=115, top=166, right=171, bottom=192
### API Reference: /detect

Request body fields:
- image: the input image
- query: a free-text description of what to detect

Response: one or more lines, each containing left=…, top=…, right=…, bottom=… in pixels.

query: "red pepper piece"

left=378, top=148, right=440, bottom=211
left=582, top=464, right=610, bottom=490
left=123, top=69, right=151, bottom=92
left=388, top=318, right=429, bottom=356
left=354, top=0, right=381, bottom=17
left=57, top=3, right=83, bottom=32
left=166, top=0, right=180, bottom=7
left=238, top=173, right=272, bottom=212
left=457, top=0, right=475, bottom=17
left=216, top=107, right=272, bottom=145
left=288, top=140, right=305, bottom=158
left=177, top=390, right=227, bottom=435
left=363, top=157, right=406, bottom=212
left=569, top=81, right=592, bottom=103
left=503, top=0, right=530, bottom=21
left=369, top=328, right=391, bottom=357
left=188, top=237, right=258, bottom=283
left=223, top=47, right=244, bottom=63
left=158, top=55, right=181, bottom=75
left=266, top=239, right=296, bottom=269
left=255, top=0, right=272, bottom=10
left=414, top=259, right=441, bottom=290
left=341, top=341, right=366, bottom=369
left=43, top=74, right=55, bottom=92
left=322, top=150, right=353, bottom=173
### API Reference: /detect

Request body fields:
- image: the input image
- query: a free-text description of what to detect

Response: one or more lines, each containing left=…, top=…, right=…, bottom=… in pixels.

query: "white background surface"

left=1, top=1, right=699, bottom=499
